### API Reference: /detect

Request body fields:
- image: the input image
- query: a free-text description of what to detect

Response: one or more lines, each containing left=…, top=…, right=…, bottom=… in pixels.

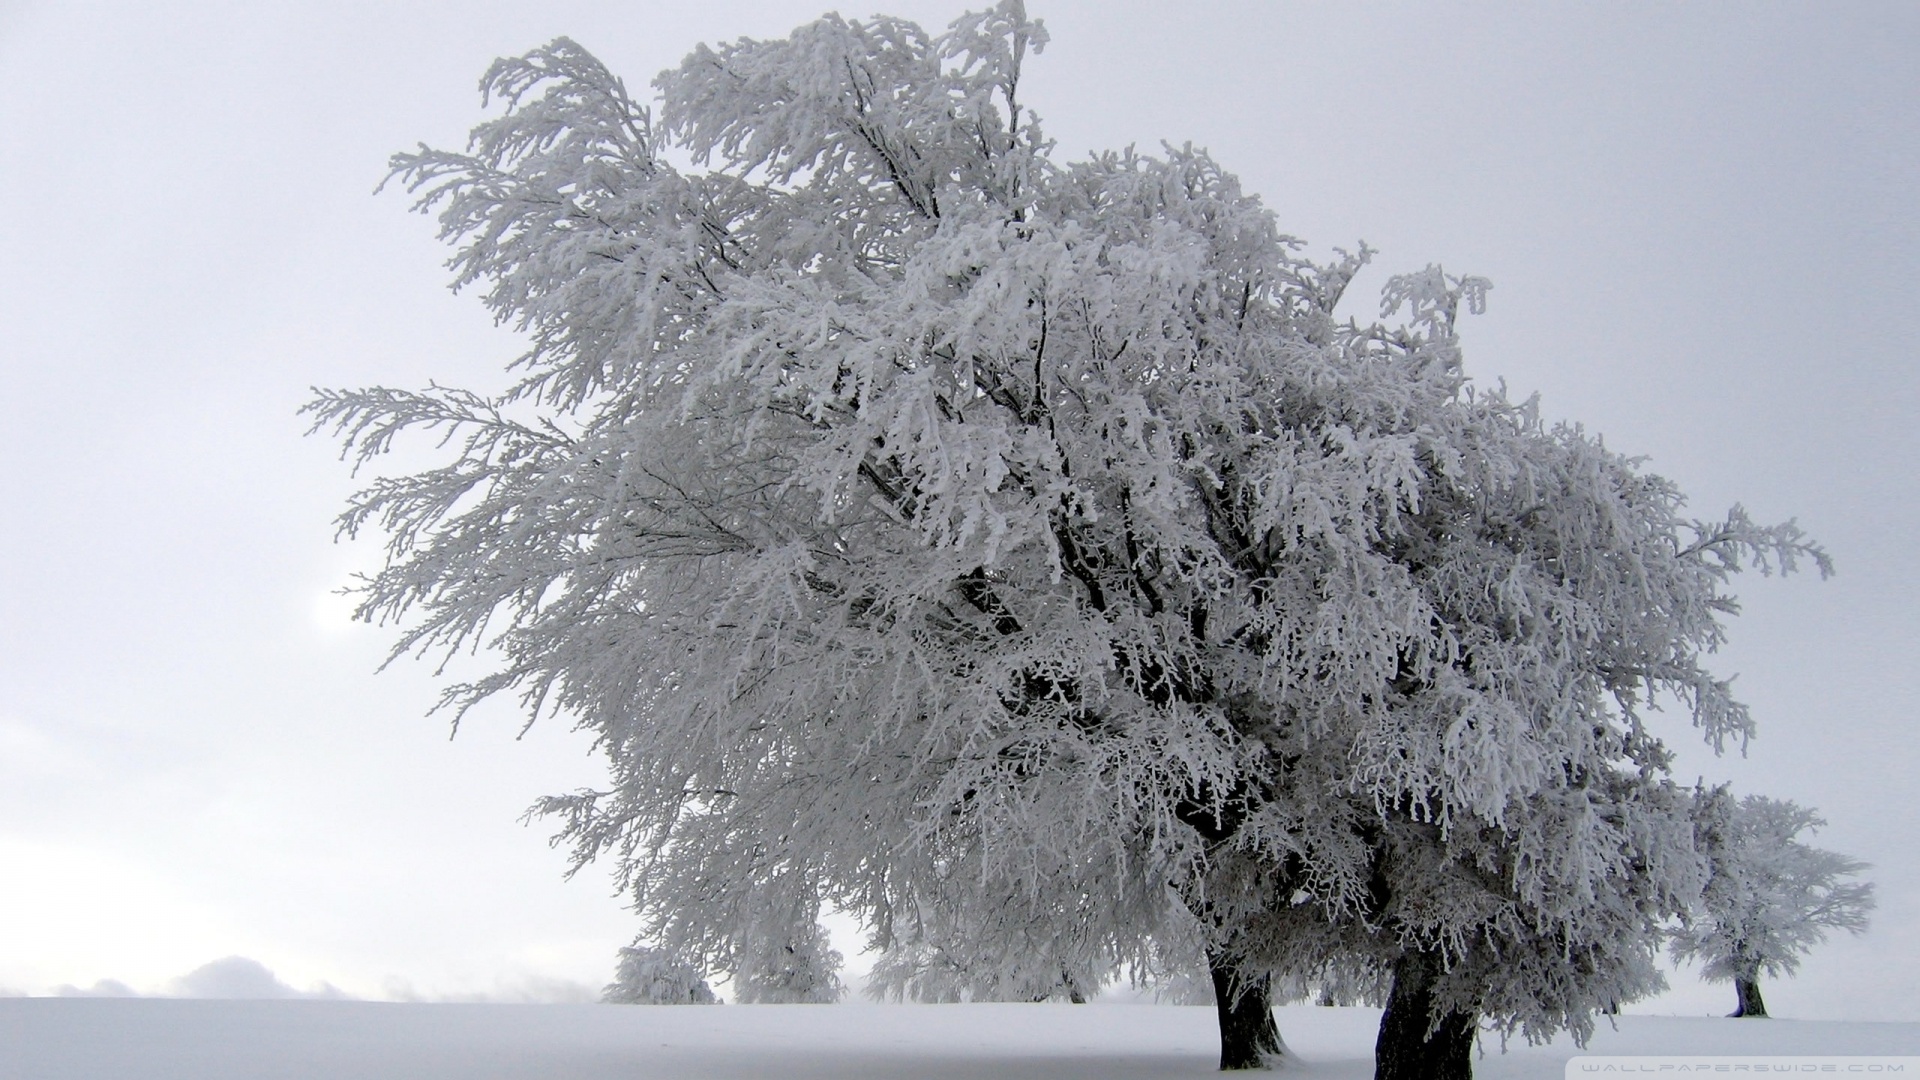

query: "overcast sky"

left=2, top=1, right=1915, bottom=1018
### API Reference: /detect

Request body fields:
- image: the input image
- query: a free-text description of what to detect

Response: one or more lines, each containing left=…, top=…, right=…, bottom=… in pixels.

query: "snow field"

left=5, top=1001, right=1917, bottom=1080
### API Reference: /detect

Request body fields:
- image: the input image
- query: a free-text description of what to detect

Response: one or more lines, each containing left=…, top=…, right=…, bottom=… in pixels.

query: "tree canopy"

left=309, top=4, right=1830, bottom=1073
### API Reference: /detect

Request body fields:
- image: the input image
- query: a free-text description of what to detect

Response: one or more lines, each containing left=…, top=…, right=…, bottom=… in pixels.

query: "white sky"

left=1, top=1, right=1915, bottom=1018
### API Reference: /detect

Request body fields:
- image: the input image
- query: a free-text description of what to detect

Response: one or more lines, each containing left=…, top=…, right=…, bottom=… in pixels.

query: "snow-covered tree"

left=1672, top=789, right=1874, bottom=1018
left=309, top=5, right=1826, bottom=1073
left=861, top=878, right=1108, bottom=1002
left=730, top=916, right=845, bottom=1003
left=1357, top=773, right=1701, bottom=1079
left=1290, top=361, right=1802, bottom=1076
left=603, top=944, right=718, bottom=1004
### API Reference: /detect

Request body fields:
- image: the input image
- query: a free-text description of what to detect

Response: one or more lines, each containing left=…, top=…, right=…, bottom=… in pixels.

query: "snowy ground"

left=4, top=1001, right=1916, bottom=1080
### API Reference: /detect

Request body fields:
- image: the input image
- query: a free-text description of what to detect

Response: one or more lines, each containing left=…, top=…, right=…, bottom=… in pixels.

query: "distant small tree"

left=862, top=875, right=1114, bottom=1002
left=603, top=944, right=718, bottom=1004
left=730, top=918, right=845, bottom=1003
left=1672, top=788, right=1875, bottom=1018
left=865, top=939, right=1094, bottom=1003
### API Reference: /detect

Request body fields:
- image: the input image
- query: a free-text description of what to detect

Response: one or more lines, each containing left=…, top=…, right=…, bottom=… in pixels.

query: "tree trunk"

left=1373, top=949, right=1476, bottom=1080
left=1731, top=975, right=1768, bottom=1018
left=1064, top=966, right=1087, bottom=1004
left=1208, top=952, right=1286, bottom=1070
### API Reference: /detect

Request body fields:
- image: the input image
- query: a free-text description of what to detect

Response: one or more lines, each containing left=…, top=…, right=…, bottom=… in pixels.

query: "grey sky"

left=2, top=2, right=1914, bottom=1016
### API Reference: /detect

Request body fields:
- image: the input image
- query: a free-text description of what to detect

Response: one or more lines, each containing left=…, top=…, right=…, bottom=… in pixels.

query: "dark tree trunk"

left=1208, top=953, right=1286, bottom=1070
left=1732, top=975, right=1768, bottom=1018
left=1373, top=949, right=1476, bottom=1080
left=1065, top=965, right=1087, bottom=1004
